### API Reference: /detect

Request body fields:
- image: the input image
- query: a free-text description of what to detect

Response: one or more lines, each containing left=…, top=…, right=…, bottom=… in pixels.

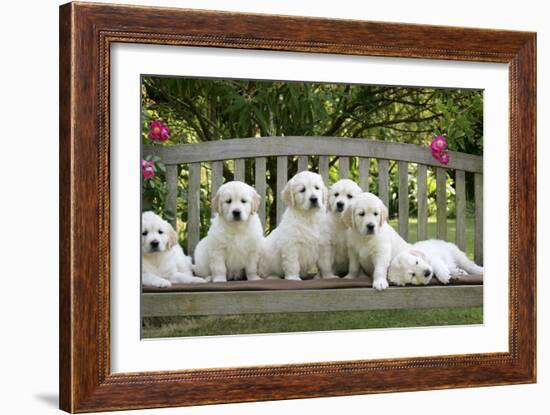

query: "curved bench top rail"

left=143, top=136, right=483, bottom=173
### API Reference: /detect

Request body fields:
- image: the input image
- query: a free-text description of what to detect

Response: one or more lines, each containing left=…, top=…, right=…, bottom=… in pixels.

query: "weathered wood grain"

left=339, top=156, right=350, bottom=178
left=318, top=155, right=329, bottom=184
left=255, top=157, right=267, bottom=227
left=475, top=173, right=484, bottom=265
left=359, top=157, right=370, bottom=191
left=142, top=286, right=484, bottom=317
left=144, top=136, right=483, bottom=173
left=187, top=163, right=201, bottom=255
left=378, top=159, right=389, bottom=208
left=60, top=2, right=535, bottom=412
left=276, top=156, right=288, bottom=225
left=436, top=167, right=447, bottom=240
left=455, top=170, right=466, bottom=251
left=398, top=161, right=409, bottom=240
left=297, top=155, right=309, bottom=172
left=233, top=158, right=245, bottom=182
left=417, top=164, right=428, bottom=241
left=165, top=165, right=178, bottom=229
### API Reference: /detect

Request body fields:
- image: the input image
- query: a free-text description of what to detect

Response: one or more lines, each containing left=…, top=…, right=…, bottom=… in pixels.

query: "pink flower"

left=142, top=159, right=155, bottom=180
left=430, top=135, right=447, bottom=152
left=148, top=120, right=170, bottom=142
left=431, top=149, right=450, bottom=165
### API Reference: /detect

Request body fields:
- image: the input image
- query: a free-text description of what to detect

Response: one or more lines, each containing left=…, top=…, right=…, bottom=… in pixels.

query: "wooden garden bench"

left=142, top=136, right=483, bottom=318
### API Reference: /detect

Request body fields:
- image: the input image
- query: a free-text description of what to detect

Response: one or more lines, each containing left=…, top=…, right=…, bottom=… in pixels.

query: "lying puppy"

left=388, top=249, right=434, bottom=286
left=259, top=171, right=335, bottom=280
left=326, top=179, right=363, bottom=276
left=342, top=192, right=410, bottom=290
left=389, top=239, right=483, bottom=285
left=194, top=181, right=263, bottom=282
left=141, top=211, right=207, bottom=287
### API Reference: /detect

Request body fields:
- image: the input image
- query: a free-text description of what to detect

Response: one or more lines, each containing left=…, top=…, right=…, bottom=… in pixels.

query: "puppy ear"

left=341, top=205, right=354, bottom=228
left=410, top=250, right=428, bottom=262
left=379, top=203, right=388, bottom=227
left=281, top=181, right=294, bottom=207
left=251, top=189, right=261, bottom=214
left=167, top=223, right=178, bottom=249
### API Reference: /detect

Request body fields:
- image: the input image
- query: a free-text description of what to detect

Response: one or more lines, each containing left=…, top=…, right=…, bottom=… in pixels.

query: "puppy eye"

left=142, top=231, right=148, bottom=236
left=374, top=212, right=379, bottom=216
left=334, top=192, right=339, bottom=197
left=415, top=260, right=418, bottom=265
left=158, top=230, right=164, bottom=234
left=358, top=212, right=365, bottom=217
left=226, top=199, right=232, bottom=204
left=347, top=194, right=353, bottom=199
left=412, top=272, right=416, bottom=277
left=241, top=199, right=247, bottom=203
left=300, top=187, right=306, bottom=193
left=314, top=185, right=319, bottom=190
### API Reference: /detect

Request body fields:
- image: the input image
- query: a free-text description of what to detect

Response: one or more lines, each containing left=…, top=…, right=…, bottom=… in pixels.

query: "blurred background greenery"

left=141, top=77, right=483, bottom=257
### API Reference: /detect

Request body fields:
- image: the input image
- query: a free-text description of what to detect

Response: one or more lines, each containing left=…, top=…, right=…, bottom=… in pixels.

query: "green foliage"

left=141, top=77, right=483, bottom=239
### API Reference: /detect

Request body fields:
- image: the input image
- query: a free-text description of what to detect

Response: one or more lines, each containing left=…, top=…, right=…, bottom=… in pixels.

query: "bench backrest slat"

left=143, top=136, right=483, bottom=173
left=339, top=156, right=350, bottom=179
left=398, top=161, right=409, bottom=240
left=474, top=173, right=484, bottom=265
left=254, top=157, right=267, bottom=228
left=455, top=170, right=467, bottom=251
left=378, top=159, right=390, bottom=208
left=436, top=167, right=447, bottom=240
left=416, top=164, right=428, bottom=241
left=276, top=156, right=288, bottom=226
left=359, top=157, right=370, bottom=191
left=165, top=164, right=178, bottom=230
left=187, top=163, right=201, bottom=254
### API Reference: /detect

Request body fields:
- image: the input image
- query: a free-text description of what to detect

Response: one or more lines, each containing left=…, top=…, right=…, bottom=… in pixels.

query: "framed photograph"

left=59, top=2, right=536, bottom=412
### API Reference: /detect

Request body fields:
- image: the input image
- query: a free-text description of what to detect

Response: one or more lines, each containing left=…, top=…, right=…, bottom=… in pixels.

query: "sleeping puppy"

left=141, top=211, right=207, bottom=288
left=387, top=249, right=434, bottom=286
left=326, top=179, right=363, bottom=276
left=342, top=192, right=410, bottom=290
left=193, top=181, right=263, bottom=282
left=259, top=171, right=335, bottom=280
left=389, top=239, right=483, bottom=285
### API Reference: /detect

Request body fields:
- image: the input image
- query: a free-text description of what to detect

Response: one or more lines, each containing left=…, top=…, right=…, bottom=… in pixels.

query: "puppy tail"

left=453, top=246, right=483, bottom=275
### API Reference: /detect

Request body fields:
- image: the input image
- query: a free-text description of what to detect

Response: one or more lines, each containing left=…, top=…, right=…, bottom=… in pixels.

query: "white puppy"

left=259, top=171, right=335, bottom=280
left=141, top=211, right=206, bottom=288
left=389, top=239, right=483, bottom=285
left=342, top=192, right=410, bottom=290
left=193, top=181, right=263, bottom=282
left=388, top=249, right=434, bottom=286
left=326, top=179, right=363, bottom=276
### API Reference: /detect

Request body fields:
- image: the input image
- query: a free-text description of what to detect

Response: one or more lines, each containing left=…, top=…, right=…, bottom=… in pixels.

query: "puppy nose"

left=309, top=196, right=318, bottom=204
left=424, top=269, right=432, bottom=277
left=232, top=209, right=241, bottom=218
left=366, top=223, right=375, bottom=231
left=150, top=240, right=159, bottom=248
left=336, top=201, right=344, bottom=208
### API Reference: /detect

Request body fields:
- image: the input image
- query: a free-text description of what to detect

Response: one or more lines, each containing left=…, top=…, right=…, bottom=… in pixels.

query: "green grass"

left=142, top=307, right=483, bottom=338
left=389, top=217, right=475, bottom=259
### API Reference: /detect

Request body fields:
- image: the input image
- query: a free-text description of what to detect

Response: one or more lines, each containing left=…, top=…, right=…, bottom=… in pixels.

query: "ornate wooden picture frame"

left=59, top=2, right=536, bottom=412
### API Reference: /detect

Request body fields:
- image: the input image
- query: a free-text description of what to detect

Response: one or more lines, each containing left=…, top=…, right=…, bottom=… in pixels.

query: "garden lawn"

left=142, top=307, right=483, bottom=338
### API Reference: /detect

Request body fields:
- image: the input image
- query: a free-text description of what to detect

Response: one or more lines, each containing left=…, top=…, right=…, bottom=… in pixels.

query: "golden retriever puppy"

left=342, top=192, right=410, bottom=290
left=193, top=181, right=263, bottom=282
left=389, top=239, right=483, bottom=285
left=259, top=171, right=335, bottom=280
left=326, top=179, right=363, bottom=276
left=141, top=211, right=207, bottom=288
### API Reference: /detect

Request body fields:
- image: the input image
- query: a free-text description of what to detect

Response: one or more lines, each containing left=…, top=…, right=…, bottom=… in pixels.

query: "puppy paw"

left=437, top=274, right=451, bottom=284
left=246, top=274, right=262, bottom=281
left=373, top=279, right=389, bottom=290
left=285, top=275, right=302, bottom=281
left=212, top=275, right=227, bottom=283
left=322, top=274, right=339, bottom=279
left=191, top=276, right=208, bottom=283
left=343, top=273, right=356, bottom=279
left=149, top=278, right=172, bottom=288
